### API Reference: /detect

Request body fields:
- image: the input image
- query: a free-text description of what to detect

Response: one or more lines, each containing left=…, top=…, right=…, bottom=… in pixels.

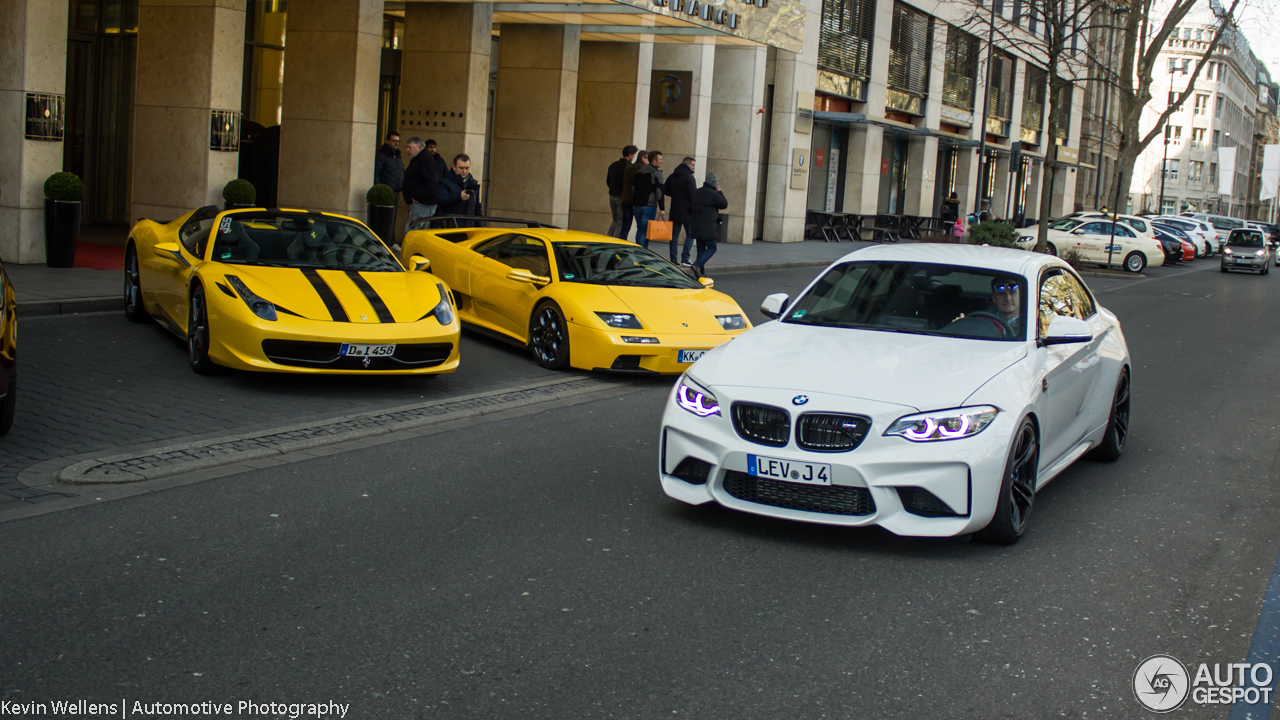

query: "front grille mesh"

left=731, top=403, right=791, bottom=447
left=261, top=340, right=452, bottom=369
left=723, top=471, right=875, bottom=516
left=797, top=413, right=871, bottom=452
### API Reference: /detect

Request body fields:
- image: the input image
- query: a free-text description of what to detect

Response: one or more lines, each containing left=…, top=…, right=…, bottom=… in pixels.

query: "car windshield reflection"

left=210, top=212, right=403, bottom=272
left=1228, top=232, right=1264, bottom=248
left=783, top=262, right=1028, bottom=341
left=552, top=243, right=702, bottom=289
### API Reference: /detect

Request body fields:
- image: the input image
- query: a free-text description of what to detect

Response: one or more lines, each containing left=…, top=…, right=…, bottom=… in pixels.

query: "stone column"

left=762, top=0, right=821, bottom=242
left=399, top=3, right=491, bottom=177
left=487, top=24, right=580, bottom=226
left=276, top=0, right=383, bottom=220
left=707, top=46, right=767, bottom=244
left=0, top=0, right=69, bottom=263
left=842, top=124, right=884, bottom=218
left=130, top=0, right=245, bottom=226
left=647, top=40, right=715, bottom=171
left=569, top=40, right=652, bottom=234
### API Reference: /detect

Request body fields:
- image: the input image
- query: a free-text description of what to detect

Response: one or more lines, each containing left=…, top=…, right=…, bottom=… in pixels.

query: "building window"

left=1021, top=64, right=1046, bottom=144
left=1182, top=58, right=1191, bottom=73
left=818, top=0, right=876, bottom=100
left=1169, top=58, right=1177, bottom=74
left=886, top=2, right=934, bottom=115
left=1212, top=129, right=1219, bottom=148
left=986, top=51, right=1015, bottom=136
left=1209, top=162, right=1217, bottom=184
left=1191, top=127, right=1205, bottom=148
left=1165, top=159, right=1179, bottom=181
left=1054, top=80, right=1071, bottom=140
left=241, top=0, right=287, bottom=129
left=1215, top=95, right=1223, bottom=117
left=1183, top=28, right=1191, bottom=39
left=1161, top=198, right=1177, bottom=214
left=1189, top=160, right=1203, bottom=181
left=1193, top=94, right=1207, bottom=114
left=1027, top=5, right=1037, bottom=36
left=941, top=25, right=980, bottom=112
left=1195, top=29, right=1202, bottom=40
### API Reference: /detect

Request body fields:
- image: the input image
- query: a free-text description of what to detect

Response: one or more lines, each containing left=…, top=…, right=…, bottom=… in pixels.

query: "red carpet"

left=74, top=242, right=125, bottom=271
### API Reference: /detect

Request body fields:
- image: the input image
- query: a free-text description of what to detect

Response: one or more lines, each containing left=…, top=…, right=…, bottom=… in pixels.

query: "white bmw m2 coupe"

left=658, top=244, right=1131, bottom=544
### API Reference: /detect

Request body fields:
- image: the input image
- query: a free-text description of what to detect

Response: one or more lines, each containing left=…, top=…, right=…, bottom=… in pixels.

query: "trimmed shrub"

left=968, top=220, right=1020, bottom=248
left=222, top=179, right=256, bottom=205
left=43, top=172, right=84, bottom=201
left=366, top=184, right=396, bottom=207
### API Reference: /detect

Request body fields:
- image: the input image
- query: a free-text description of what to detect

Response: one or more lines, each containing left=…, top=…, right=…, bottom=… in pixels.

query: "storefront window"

left=242, top=0, right=287, bottom=128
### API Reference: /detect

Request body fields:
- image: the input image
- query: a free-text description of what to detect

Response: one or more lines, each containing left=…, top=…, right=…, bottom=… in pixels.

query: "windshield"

left=1123, top=218, right=1149, bottom=233
left=552, top=243, right=702, bottom=289
left=1228, top=231, right=1265, bottom=247
left=209, top=212, right=403, bottom=272
left=1049, top=219, right=1083, bottom=231
left=784, top=262, right=1027, bottom=341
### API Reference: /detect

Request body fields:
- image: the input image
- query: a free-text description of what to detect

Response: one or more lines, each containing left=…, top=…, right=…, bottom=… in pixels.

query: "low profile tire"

left=123, top=245, right=148, bottom=323
left=1088, top=367, right=1130, bottom=462
left=0, top=365, right=15, bottom=436
left=1046, top=242, right=1058, bottom=257
left=529, top=301, right=571, bottom=370
left=979, top=417, right=1039, bottom=545
left=1123, top=251, right=1146, bottom=274
left=187, top=285, right=220, bottom=375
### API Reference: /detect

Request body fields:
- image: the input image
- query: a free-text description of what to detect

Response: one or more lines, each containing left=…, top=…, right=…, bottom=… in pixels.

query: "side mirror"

left=698, top=277, right=714, bottom=289
left=409, top=254, right=431, bottom=272
left=1039, top=315, right=1093, bottom=347
left=1072, top=228, right=1088, bottom=235
left=154, top=242, right=183, bottom=262
left=759, top=293, right=789, bottom=320
left=505, top=268, right=551, bottom=286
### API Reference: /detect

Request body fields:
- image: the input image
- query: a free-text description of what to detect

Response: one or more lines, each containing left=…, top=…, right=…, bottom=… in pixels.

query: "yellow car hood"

left=604, top=285, right=744, bottom=335
left=216, top=265, right=445, bottom=324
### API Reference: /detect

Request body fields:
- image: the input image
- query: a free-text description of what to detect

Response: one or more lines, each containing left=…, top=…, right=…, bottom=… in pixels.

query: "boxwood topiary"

left=44, top=172, right=84, bottom=202
left=366, top=184, right=396, bottom=207
left=222, top=179, right=256, bottom=205
left=968, top=220, right=1020, bottom=248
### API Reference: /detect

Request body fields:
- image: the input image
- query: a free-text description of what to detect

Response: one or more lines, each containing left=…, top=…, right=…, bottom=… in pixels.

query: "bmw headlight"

left=596, top=312, right=643, bottom=329
left=716, top=314, right=746, bottom=331
left=884, top=406, right=998, bottom=442
left=426, top=283, right=454, bottom=325
left=226, top=275, right=277, bottom=321
left=675, top=375, right=720, bottom=417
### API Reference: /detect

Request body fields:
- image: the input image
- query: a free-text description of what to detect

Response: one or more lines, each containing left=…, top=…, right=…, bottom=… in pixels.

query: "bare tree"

left=960, top=0, right=1115, bottom=252
left=1106, top=0, right=1244, bottom=210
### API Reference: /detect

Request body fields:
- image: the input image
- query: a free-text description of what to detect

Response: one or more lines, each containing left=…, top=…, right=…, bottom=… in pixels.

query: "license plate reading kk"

left=748, top=454, right=832, bottom=485
left=678, top=349, right=707, bottom=364
left=341, top=343, right=396, bottom=357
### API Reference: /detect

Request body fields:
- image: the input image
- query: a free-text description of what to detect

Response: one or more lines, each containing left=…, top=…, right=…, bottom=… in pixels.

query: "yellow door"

left=468, top=235, right=551, bottom=340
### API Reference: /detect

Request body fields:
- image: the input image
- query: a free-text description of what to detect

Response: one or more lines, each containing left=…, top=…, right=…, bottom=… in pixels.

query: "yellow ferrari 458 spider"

left=125, top=206, right=460, bottom=375
left=400, top=220, right=750, bottom=373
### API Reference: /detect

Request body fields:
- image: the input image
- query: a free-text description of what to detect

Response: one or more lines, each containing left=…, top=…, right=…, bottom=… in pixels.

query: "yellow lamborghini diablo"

left=400, top=222, right=750, bottom=373
left=125, top=206, right=460, bottom=375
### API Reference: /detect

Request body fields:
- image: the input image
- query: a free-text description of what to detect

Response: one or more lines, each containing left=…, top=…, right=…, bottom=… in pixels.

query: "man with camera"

left=436, top=153, right=482, bottom=225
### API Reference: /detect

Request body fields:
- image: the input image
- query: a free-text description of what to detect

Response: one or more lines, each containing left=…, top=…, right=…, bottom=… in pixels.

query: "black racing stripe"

left=301, top=268, right=349, bottom=322
left=345, top=271, right=395, bottom=323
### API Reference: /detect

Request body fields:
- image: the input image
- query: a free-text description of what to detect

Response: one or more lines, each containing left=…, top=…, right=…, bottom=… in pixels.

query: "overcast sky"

left=1236, top=0, right=1279, bottom=81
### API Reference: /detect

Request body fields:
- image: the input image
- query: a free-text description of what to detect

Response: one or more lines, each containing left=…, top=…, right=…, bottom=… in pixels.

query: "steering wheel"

left=319, top=245, right=383, bottom=266
left=962, top=310, right=1013, bottom=337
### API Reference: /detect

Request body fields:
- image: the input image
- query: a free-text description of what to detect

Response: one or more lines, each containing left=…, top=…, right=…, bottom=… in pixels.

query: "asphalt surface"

left=2, top=257, right=1278, bottom=718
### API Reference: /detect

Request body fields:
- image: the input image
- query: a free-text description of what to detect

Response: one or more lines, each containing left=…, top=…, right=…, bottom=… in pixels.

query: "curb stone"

left=18, top=296, right=119, bottom=317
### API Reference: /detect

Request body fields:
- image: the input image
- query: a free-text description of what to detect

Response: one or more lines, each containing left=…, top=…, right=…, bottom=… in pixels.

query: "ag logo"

left=1133, top=654, right=1190, bottom=713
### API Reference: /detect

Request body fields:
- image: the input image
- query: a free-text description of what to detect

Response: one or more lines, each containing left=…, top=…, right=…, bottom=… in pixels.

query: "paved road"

left=3, top=257, right=1275, bottom=718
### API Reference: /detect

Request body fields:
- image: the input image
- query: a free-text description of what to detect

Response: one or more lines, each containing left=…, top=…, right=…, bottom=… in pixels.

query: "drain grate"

left=60, top=377, right=616, bottom=484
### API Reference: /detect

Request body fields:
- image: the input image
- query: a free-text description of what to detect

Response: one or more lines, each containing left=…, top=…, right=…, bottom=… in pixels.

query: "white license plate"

left=747, top=454, right=832, bottom=485
left=678, top=349, right=708, bottom=364
left=340, top=343, right=396, bottom=357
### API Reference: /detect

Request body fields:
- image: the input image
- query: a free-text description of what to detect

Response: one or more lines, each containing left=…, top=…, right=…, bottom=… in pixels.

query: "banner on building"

left=1262, top=145, right=1280, bottom=202
left=1218, top=147, right=1237, bottom=196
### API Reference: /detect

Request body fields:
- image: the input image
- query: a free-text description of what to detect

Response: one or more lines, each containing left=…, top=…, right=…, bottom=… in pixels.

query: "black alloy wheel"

left=124, top=245, right=148, bottom=323
left=529, top=301, right=570, bottom=370
left=187, top=285, right=218, bottom=375
left=1089, top=368, right=1130, bottom=461
left=0, top=365, right=15, bottom=436
left=1123, top=251, right=1146, bottom=274
left=1046, top=242, right=1058, bottom=257
left=979, top=417, right=1039, bottom=545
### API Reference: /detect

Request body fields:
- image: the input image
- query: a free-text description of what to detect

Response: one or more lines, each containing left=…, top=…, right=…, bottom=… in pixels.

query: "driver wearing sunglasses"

left=951, top=277, right=1022, bottom=338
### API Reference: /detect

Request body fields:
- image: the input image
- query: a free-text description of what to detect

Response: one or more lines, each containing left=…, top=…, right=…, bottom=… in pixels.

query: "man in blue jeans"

left=630, top=150, right=665, bottom=248
left=688, top=173, right=728, bottom=275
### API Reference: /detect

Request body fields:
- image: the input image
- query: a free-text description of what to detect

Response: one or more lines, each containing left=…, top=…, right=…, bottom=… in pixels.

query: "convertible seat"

left=287, top=223, right=337, bottom=263
left=217, top=220, right=260, bottom=261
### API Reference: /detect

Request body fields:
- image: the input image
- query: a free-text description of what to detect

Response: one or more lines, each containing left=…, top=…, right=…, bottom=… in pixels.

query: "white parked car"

left=659, top=245, right=1132, bottom=544
left=1015, top=217, right=1163, bottom=272
left=1149, top=215, right=1217, bottom=256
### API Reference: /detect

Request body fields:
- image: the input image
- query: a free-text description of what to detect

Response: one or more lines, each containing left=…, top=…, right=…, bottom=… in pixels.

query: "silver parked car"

left=1220, top=228, right=1270, bottom=275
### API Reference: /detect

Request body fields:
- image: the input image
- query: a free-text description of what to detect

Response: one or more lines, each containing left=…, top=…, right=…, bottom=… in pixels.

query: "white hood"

left=691, top=320, right=1027, bottom=411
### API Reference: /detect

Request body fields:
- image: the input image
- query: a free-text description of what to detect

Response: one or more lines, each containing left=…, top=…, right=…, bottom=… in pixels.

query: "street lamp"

left=1094, top=5, right=1130, bottom=210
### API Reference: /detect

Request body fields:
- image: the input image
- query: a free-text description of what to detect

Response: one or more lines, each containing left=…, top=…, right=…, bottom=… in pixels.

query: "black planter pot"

left=43, top=199, right=81, bottom=268
left=367, top=204, right=397, bottom=245
left=225, top=202, right=254, bottom=211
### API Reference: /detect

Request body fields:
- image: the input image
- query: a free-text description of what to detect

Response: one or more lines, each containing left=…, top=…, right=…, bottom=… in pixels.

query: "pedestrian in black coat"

left=688, top=173, right=728, bottom=274
left=664, top=157, right=697, bottom=263
left=607, top=145, right=637, bottom=237
left=617, top=151, right=647, bottom=239
left=374, top=131, right=404, bottom=192
left=402, top=137, right=441, bottom=235
left=435, top=153, right=481, bottom=223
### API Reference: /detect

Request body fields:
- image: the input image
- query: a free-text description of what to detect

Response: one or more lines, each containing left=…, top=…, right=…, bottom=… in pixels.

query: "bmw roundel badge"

left=792, top=395, right=809, bottom=406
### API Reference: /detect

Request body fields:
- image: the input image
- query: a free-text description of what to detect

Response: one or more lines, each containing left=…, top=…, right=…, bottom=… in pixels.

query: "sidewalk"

left=9, top=238, right=867, bottom=318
